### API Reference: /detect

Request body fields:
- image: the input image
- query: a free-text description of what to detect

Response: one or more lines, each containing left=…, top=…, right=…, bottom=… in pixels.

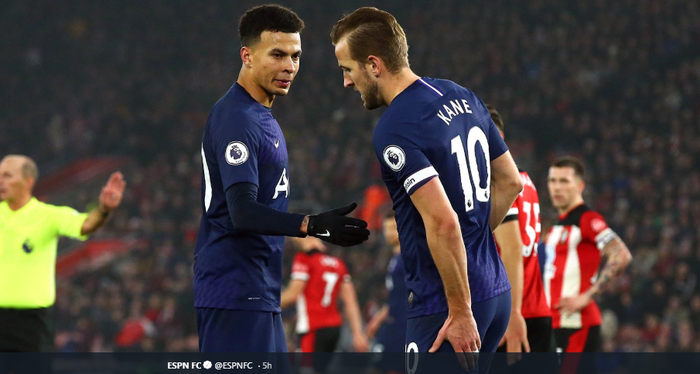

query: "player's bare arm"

left=489, top=151, right=522, bottom=230
left=339, top=281, right=369, bottom=352
left=81, top=171, right=126, bottom=235
left=558, top=236, right=632, bottom=315
left=366, top=305, right=389, bottom=339
left=280, top=279, right=306, bottom=309
left=493, top=220, right=530, bottom=357
left=410, top=177, right=480, bottom=368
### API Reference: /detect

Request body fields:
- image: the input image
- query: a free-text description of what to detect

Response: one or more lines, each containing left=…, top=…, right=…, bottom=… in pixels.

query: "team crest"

left=591, top=218, right=606, bottom=233
left=225, top=141, right=249, bottom=166
left=383, top=145, right=406, bottom=172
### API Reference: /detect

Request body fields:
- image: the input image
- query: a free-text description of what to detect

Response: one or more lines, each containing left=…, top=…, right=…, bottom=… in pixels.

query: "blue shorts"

left=376, top=320, right=407, bottom=353
left=405, top=291, right=511, bottom=374
left=196, top=308, right=287, bottom=353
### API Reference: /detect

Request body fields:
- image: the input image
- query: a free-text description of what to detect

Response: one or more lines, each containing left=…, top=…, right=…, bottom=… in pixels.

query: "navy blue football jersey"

left=195, top=83, right=291, bottom=312
left=372, top=77, right=510, bottom=318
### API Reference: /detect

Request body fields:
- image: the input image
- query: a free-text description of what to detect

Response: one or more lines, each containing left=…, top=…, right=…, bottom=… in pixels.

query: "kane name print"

left=437, top=98, right=473, bottom=125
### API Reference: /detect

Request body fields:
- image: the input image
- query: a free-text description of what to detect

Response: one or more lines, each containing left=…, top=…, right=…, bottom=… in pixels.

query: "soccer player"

left=331, top=8, right=523, bottom=373
left=0, top=154, right=125, bottom=352
left=195, top=5, right=370, bottom=354
left=544, top=156, right=632, bottom=352
left=280, top=237, right=368, bottom=373
left=366, top=211, right=407, bottom=374
left=489, top=106, right=552, bottom=359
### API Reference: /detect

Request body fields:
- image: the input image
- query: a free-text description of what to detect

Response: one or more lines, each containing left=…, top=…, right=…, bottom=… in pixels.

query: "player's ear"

left=367, top=55, right=381, bottom=77
left=240, top=47, right=253, bottom=67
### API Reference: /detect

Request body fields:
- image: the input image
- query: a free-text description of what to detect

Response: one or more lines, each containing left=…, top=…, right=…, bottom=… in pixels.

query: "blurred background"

left=1, top=0, right=699, bottom=353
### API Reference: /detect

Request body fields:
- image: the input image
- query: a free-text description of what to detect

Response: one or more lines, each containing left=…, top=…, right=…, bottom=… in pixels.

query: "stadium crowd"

left=1, top=0, right=699, bottom=352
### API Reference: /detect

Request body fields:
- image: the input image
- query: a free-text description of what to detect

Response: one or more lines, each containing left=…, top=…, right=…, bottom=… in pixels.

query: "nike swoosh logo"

left=317, top=230, right=331, bottom=237
left=274, top=139, right=280, bottom=148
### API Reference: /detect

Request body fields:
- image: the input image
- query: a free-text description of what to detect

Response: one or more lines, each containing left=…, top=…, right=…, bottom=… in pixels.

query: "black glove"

left=307, top=202, right=370, bottom=247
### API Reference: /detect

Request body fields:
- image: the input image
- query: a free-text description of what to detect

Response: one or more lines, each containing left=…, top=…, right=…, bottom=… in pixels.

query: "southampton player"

left=489, top=106, right=552, bottom=358
left=281, top=237, right=368, bottom=373
left=332, top=8, right=523, bottom=373
left=366, top=211, right=407, bottom=374
left=544, top=156, right=632, bottom=352
left=195, top=5, right=369, bottom=354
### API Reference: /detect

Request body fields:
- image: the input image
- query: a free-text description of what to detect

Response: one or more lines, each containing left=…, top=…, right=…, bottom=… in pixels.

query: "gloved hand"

left=307, top=203, right=370, bottom=247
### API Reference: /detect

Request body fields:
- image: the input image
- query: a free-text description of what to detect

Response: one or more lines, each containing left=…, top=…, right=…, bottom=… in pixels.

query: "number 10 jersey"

left=372, top=77, right=510, bottom=319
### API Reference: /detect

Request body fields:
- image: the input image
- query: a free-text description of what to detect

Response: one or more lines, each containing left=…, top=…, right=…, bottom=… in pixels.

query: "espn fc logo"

left=167, top=361, right=212, bottom=370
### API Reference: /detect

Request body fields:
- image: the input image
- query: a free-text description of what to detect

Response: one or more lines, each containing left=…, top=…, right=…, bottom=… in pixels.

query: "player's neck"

left=7, top=194, right=31, bottom=211
left=558, top=199, right=584, bottom=216
left=383, top=68, right=420, bottom=106
left=237, top=74, right=274, bottom=108
left=392, top=245, right=401, bottom=255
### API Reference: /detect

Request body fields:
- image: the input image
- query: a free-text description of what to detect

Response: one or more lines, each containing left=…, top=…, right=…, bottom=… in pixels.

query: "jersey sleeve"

left=52, top=205, right=89, bottom=240
left=501, top=196, right=520, bottom=223
left=373, top=122, right=437, bottom=196
left=210, top=108, right=262, bottom=191
left=487, top=119, right=508, bottom=161
left=291, top=253, right=310, bottom=281
left=580, top=211, right=617, bottom=250
left=486, top=114, right=508, bottom=162
left=469, top=95, right=509, bottom=160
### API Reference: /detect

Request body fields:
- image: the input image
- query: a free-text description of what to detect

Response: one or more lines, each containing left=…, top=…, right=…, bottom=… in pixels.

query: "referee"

left=0, top=154, right=126, bottom=352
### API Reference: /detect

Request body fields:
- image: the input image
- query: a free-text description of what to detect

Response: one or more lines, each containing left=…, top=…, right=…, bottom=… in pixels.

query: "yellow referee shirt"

left=0, top=198, right=88, bottom=308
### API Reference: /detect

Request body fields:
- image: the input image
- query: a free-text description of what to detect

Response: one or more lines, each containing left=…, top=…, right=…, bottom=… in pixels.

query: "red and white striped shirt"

left=544, top=204, right=616, bottom=329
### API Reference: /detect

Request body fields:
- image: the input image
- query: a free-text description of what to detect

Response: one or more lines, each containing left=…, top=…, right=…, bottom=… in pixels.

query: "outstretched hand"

left=98, top=172, right=126, bottom=213
left=307, top=202, right=370, bottom=247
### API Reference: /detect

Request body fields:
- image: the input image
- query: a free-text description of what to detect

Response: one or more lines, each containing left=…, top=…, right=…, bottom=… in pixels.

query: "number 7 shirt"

left=372, top=77, right=511, bottom=319
left=291, top=250, right=350, bottom=334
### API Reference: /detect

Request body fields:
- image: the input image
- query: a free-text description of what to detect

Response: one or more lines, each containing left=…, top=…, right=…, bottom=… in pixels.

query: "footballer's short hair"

left=238, top=5, right=305, bottom=48
left=330, top=7, right=409, bottom=74
left=486, top=104, right=504, bottom=133
left=551, top=156, right=585, bottom=179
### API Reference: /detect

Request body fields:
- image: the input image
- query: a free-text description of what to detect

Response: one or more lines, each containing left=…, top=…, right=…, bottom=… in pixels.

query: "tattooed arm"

left=557, top=235, right=632, bottom=316
left=587, top=237, right=632, bottom=297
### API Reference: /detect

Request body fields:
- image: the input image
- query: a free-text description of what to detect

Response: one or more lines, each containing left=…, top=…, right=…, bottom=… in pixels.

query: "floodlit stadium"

left=1, top=0, right=698, bottom=370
